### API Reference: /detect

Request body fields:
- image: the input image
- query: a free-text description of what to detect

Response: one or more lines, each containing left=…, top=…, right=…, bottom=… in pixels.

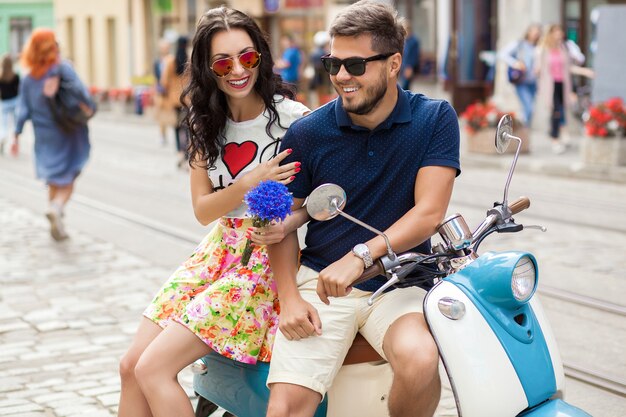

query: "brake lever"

left=524, top=225, right=547, bottom=232
left=367, top=272, right=399, bottom=306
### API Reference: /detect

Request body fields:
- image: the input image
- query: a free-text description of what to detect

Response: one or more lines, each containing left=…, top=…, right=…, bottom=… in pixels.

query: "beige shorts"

left=267, top=265, right=426, bottom=396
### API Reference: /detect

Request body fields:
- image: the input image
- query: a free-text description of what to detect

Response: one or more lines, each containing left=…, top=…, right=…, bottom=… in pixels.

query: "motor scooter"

left=192, top=115, right=591, bottom=417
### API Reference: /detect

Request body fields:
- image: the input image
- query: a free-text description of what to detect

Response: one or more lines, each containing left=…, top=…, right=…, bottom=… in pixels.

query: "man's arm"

left=317, top=165, right=456, bottom=304
left=368, top=165, right=456, bottom=258
left=267, top=198, right=322, bottom=340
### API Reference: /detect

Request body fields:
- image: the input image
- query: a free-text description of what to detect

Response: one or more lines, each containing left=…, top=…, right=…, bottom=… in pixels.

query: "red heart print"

left=222, top=141, right=259, bottom=178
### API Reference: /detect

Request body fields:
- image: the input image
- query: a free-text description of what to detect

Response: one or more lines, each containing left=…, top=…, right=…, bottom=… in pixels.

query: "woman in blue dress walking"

left=12, top=28, right=94, bottom=241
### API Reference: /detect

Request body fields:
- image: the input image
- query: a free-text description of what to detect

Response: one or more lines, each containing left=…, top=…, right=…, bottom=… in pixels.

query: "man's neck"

left=348, top=83, right=399, bottom=131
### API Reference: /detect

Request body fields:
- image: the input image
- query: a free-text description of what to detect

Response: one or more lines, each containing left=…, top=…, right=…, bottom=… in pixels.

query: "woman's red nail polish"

left=295, top=162, right=301, bottom=167
left=295, top=168, right=301, bottom=173
left=287, top=149, right=293, bottom=154
left=289, top=176, right=296, bottom=181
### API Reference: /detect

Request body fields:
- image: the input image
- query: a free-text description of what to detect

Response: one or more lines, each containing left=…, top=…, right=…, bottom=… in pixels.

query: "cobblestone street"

left=0, top=198, right=194, bottom=416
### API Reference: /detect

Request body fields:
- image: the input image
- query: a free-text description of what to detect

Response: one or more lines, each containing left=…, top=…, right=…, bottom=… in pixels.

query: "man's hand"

left=317, top=253, right=364, bottom=305
left=279, top=295, right=322, bottom=341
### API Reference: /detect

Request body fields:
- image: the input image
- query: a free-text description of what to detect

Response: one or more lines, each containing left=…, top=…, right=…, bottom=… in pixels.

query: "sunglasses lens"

left=344, top=59, right=366, bottom=76
left=321, top=57, right=367, bottom=76
left=239, top=51, right=260, bottom=69
left=212, top=58, right=234, bottom=77
left=322, top=58, right=340, bottom=75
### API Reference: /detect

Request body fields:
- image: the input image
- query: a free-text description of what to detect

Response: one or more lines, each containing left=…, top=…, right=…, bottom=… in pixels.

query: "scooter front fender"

left=519, top=399, right=591, bottom=416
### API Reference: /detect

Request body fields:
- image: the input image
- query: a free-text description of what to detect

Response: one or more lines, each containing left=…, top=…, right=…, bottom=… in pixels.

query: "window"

left=9, top=17, right=32, bottom=57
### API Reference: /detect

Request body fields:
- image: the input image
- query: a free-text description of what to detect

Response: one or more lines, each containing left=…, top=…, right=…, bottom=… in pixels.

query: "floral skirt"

left=143, top=217, right=279, bottom=364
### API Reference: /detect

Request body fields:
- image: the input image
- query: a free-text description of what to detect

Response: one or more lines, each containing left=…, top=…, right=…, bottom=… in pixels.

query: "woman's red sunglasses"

left=210, top=50, right=261, bottom=77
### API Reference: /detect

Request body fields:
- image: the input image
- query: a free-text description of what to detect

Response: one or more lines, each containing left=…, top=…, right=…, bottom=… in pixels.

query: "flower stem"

left=241, top=218, right=267, bottom=267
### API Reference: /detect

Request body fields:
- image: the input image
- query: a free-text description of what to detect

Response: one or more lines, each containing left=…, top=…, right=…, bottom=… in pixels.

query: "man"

left=266, top=2, right=460, bottom=417
left=399, top=20, right=421, bottom=90
left=275, top=34, right=302, bottom=90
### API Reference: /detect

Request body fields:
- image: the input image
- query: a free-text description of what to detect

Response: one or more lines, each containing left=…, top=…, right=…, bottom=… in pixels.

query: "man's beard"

left=335, top=72, right=387, bottom=116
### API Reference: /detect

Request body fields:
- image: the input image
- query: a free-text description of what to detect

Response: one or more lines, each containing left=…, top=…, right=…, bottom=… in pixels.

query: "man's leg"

left=266, top=267, right=360, bottom=417
left=384, top=313, right=440, bottom=417
left=266, top=383, right=321, bottom=417
left=360, top=286, right=441, bottom=417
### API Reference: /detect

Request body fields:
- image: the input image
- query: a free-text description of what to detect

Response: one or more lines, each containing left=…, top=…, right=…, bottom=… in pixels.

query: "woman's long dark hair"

left=182, top=6, right=295, bottom=169
left=174, top=36, right=188, bottom=76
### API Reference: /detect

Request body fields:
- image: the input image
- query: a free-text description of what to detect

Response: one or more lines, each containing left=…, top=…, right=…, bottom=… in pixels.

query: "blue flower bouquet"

left=241, top=180, right=293, bottom=266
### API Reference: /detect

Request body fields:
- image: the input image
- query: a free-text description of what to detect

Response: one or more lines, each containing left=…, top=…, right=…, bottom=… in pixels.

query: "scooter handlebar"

left=508, top=196, right=530, bottom=215
left=351, top=260, right=384, bottom=286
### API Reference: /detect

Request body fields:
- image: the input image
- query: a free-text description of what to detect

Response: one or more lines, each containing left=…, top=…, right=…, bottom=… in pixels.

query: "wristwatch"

left=352, top=243, right=373, bottom=268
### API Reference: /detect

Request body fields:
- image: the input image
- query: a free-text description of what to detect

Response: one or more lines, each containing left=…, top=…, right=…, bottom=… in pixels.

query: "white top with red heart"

left=209, top=96, right=310, bottom=218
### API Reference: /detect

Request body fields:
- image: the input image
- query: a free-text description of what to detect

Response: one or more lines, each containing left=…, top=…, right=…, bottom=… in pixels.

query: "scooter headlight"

left=511, top=256, right=536, bottom=302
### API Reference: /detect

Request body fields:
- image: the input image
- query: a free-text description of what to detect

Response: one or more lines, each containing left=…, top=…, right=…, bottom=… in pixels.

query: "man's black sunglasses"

left=321, top=53, right=394, bottom=76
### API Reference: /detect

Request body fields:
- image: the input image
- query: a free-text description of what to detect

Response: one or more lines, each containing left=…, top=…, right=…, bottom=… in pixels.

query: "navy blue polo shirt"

left=280, top=87, right=461, bottom=292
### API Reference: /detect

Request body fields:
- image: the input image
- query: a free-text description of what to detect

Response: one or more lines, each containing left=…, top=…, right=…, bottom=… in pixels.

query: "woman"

left=535, top=24, right=590, bottom=154
left=161, top=36, right=190, bottom=167
left=12, top=29, right=94, bottom=240
left=117, top=7, right=310, bottom=417
left=499, top=23, right=542, bottom=127
left=152, top=38, right=176, bottom=146
left=0, top=54, right=20, bottom=154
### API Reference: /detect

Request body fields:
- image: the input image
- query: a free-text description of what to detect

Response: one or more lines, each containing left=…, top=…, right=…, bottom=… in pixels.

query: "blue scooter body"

left=193, top=350, right=327, bottom=417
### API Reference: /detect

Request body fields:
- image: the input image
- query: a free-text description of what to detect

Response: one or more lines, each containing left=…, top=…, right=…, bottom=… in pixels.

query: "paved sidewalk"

left=0, top=198, right=195, bottom=416
left=459, top=127, right=626, bottom=184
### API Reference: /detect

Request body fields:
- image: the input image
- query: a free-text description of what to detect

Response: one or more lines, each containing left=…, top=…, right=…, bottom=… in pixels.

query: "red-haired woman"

left=11, top=28, right=95, bottom=240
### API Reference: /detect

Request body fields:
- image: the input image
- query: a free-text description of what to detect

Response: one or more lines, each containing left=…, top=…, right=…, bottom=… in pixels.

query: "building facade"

left=0, top=0, right=54, bottom=59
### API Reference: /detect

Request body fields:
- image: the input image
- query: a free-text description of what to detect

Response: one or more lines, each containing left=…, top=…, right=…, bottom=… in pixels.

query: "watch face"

left=353, top=243, right=370, bottom=257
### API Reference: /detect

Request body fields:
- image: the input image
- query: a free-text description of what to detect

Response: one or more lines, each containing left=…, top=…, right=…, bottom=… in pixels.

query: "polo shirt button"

left=368, top=151, right=374, bottom=157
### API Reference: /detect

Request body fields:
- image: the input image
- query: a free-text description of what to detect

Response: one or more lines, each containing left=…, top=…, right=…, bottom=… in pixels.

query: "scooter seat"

left=343, top=333, right=385, bottom=365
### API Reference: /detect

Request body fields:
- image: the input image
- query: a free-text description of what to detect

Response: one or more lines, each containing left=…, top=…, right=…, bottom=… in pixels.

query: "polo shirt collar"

left=335, top=85, right=412, bottom=131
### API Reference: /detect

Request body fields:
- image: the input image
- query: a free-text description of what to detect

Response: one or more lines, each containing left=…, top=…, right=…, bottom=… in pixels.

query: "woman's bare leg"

left=118, top=317, right=163, bottom=417
left=135, top=321, right=211, bottom=417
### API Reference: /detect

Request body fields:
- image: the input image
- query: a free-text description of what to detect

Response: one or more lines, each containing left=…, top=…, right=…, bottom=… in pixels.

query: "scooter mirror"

left=495, top=114, right=513, bottom=154
left=306, top=183, right=347, bottom=221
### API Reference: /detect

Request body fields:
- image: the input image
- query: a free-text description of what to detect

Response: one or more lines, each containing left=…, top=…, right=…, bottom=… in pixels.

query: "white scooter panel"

left=425, top=281, right=528, bottom=417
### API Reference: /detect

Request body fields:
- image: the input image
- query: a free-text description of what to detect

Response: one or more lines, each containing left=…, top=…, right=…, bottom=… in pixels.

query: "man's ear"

left=389, top=52, right=402, bottom=77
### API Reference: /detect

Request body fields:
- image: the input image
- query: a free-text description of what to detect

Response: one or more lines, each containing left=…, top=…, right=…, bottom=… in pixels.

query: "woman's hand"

left=247, top=207, right=309, bottom=246
left=247, top=221, right=289, bottom=245
left=240, top=148, right=300, bottom=189
left=10, top=134, right=19, bottom=157
left=43, top=76, right=60, bottom=98
left=513, top=60, right=527, bottom=71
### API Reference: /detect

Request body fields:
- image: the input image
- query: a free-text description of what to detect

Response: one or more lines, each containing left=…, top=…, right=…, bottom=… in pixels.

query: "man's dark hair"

left=329, top=0, right=406, bottom=55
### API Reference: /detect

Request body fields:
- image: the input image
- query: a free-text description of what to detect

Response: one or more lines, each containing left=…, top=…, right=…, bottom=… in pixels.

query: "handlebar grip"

left=509, top=196, right=531, bottom=215
left=351, top=260, right=384, bottom=286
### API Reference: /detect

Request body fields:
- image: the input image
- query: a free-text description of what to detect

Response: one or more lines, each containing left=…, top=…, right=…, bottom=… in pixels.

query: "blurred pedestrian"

left=162, top=36, right=190, bottom=167
left=399, top=20, right=420, bottom=90
left=0, top=54, right=20, bottom=155
left=275, top=34, right=302, bottom=91
left=499, top=23, right=542, bottom=127
left=152, top=38, right=176, bottom=146
left=117, top=6, right=310, bottom=417
left=535, top=24, right=592, bottom=154
left=309, top=30, right=331, bottom=107
left=12, top=29, right=94, bottom=241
